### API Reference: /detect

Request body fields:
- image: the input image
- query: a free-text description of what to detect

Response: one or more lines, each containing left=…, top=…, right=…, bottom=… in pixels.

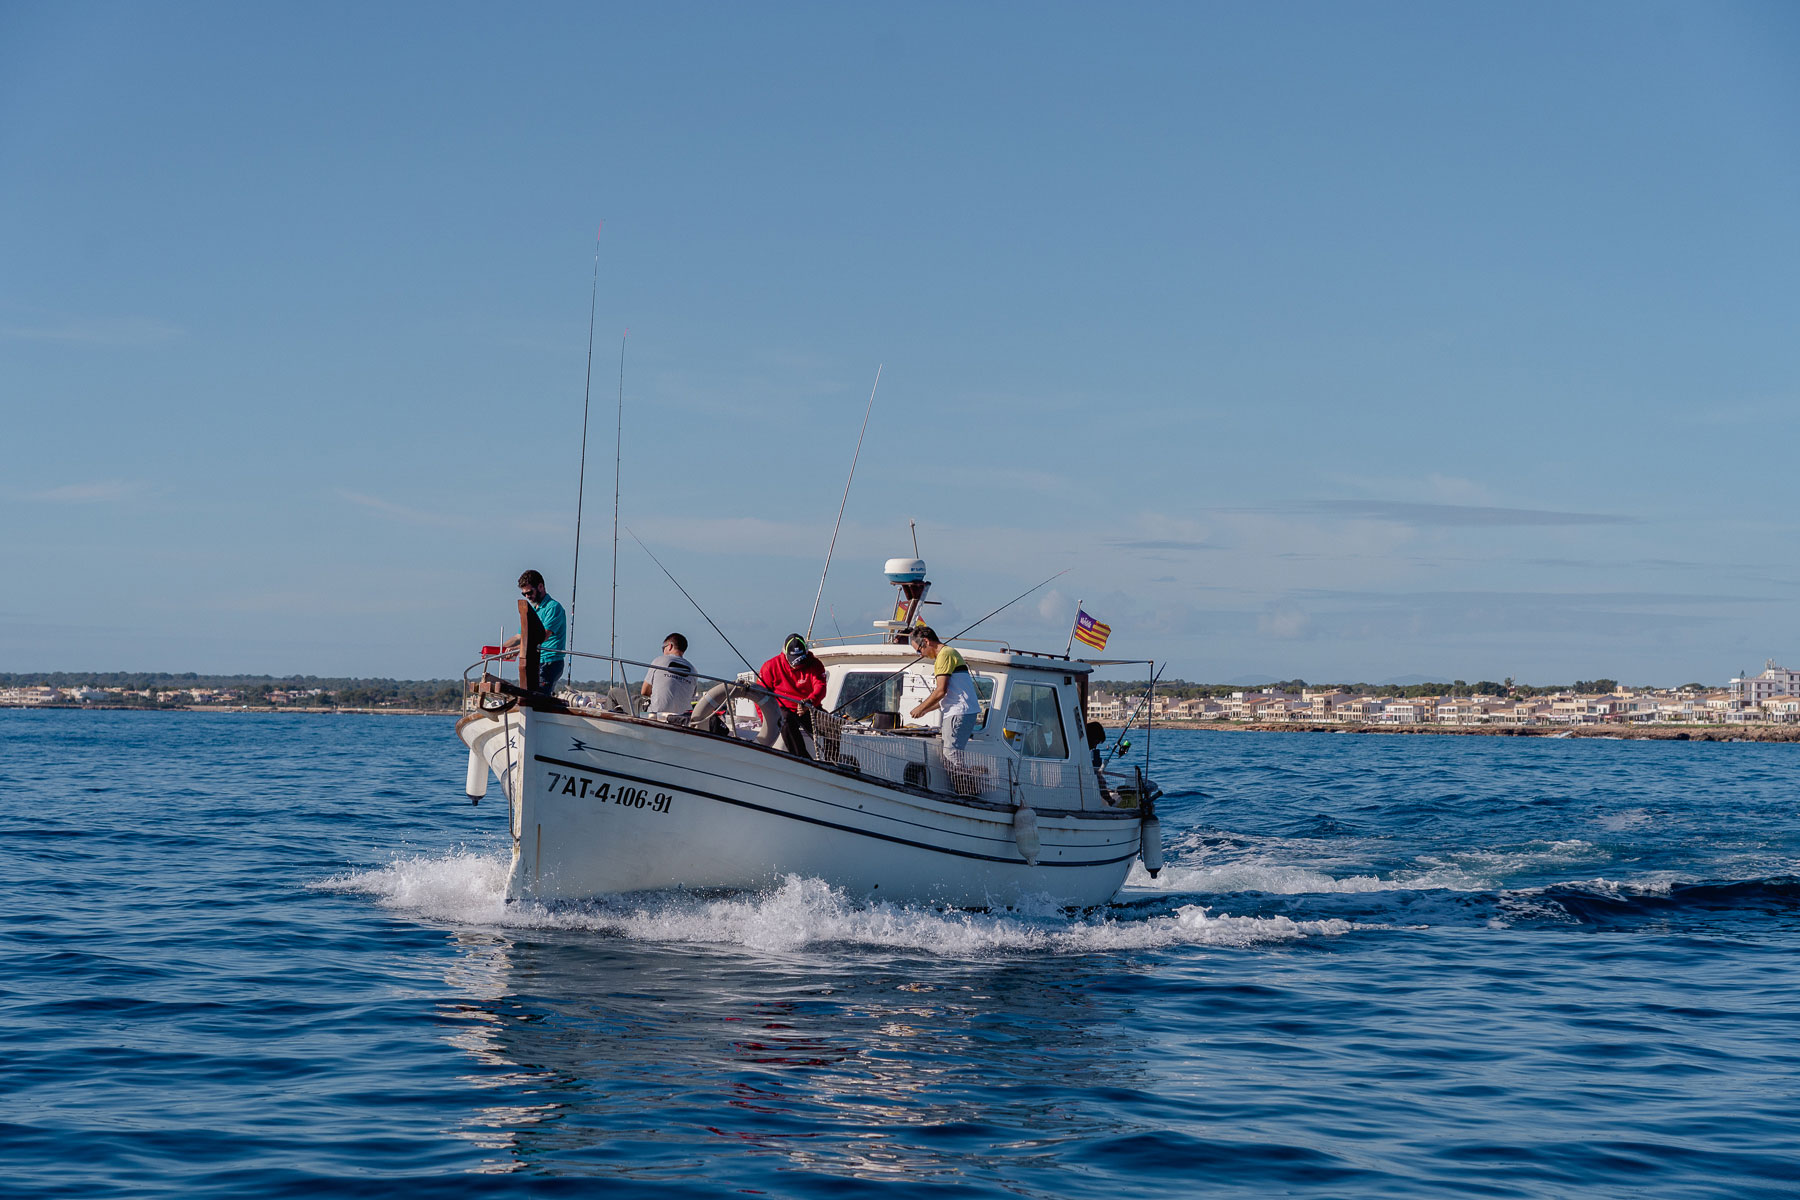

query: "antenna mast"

left=570, top=222, right=602, bottom=657
left=609, top=329, right=627, bottom=684
left=806, top=364, right=882, bottom=641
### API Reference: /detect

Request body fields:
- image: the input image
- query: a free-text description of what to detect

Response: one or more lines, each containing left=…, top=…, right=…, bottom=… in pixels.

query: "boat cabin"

left=813, top=642, right=1106, bottom=813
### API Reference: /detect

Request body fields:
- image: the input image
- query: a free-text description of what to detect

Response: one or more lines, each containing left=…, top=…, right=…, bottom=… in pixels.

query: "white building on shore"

left=1730, top=661, right=1800, bottom=708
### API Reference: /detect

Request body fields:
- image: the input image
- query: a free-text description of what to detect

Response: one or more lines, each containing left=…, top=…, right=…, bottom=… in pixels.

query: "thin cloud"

left=1673, top=398, right=1797, bottom=426
left=1296, top=587, right=1755, bottom=607
left=1106, top=537, right=1221, bottom=552
left=30, top=480, right=142, bottom=503
left=2, top=316, right=184, bottom=346
left=1258, top=608, right=1311, bottom=639
left=1284, top=500, right=1637, bottom=527
left=336, top=489, right=561, bottom=535
left=337, top=489, right=461, bottom=528
left=629, top=514, right=825, bottom=558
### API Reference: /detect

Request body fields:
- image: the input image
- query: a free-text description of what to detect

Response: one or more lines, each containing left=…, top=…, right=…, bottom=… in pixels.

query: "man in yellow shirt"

left=908, top=626, right=980, bottom=769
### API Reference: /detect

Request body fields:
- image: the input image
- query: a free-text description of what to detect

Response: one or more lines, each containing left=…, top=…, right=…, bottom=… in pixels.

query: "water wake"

left=1122, top=837, right=1603, bottom=897
left=316, top=851, right=1359, bottom=956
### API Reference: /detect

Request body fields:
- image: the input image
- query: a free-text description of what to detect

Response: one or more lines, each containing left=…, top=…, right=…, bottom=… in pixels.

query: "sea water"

left=4, top=709, right=1798, bottom=1198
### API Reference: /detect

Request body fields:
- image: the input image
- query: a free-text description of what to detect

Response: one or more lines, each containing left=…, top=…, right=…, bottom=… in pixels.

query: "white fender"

left=465, top=745, right=489, bottom=801
left=1013, top=804, right=1041, bottom=865
left=1139, top=815, right=1163, bottom=877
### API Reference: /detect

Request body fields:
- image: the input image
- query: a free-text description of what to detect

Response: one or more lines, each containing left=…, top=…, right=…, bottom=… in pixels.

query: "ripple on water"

left=5, top=714, right=1800, bottom=1198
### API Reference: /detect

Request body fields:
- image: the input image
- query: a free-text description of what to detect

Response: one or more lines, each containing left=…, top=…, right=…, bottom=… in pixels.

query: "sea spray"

left=318, top=853, right=1358, bottom=955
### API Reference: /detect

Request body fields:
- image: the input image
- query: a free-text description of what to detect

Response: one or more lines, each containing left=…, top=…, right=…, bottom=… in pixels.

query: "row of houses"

left=1091, top=662, right=1800, bottom=727
left=0, top=685, right=328, bottom=706
left=1, top=685, right=112, bottom=705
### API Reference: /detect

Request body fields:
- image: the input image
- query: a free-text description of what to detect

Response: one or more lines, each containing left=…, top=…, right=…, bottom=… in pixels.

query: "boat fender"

left=1013, top=804, right=1041, bottom=865
left=465, top=746, right=489, bottom=803
left=1139, top=815, right=1163, bottom=877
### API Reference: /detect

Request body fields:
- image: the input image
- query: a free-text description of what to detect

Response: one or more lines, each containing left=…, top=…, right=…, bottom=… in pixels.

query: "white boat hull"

left=459, top=706, right=1142, bottom=908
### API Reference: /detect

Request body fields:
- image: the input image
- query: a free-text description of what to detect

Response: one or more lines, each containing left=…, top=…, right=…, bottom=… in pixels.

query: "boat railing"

left=463, top=647, right=771, bottom=712
left=463, top=647, right=1088, bottom=808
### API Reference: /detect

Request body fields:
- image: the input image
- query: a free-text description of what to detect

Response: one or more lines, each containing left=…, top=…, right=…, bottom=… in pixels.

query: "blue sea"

left=5, top=710, right=1799, bottom=1198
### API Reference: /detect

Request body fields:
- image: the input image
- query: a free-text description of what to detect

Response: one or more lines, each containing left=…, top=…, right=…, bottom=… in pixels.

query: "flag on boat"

left=1073, top=609, right=1111, bottom=651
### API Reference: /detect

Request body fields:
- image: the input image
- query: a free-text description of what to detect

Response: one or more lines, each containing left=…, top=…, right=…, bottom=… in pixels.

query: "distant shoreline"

left=1147, top=720, right=1800, bottom=742
left=2, top=704, right=459, bottom=716
left=9, top=704, right=1797, bottom=741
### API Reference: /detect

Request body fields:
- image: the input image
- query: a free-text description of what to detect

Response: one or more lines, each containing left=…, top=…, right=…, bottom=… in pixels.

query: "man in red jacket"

left=759, top=633, right=827, bottom=757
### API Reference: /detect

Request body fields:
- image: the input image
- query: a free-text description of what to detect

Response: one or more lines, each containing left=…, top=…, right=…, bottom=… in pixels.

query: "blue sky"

left=4, top=1, right=1797, bottom=684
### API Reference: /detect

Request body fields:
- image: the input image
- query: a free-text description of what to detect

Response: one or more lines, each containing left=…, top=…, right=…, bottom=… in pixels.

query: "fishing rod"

left=806, top=364, right=882, bottom=642
left=1105, top=662, right=1166, bottom=764
left=830, top=567, right=1071, bottom=717
left=569, top=222, right=602, bottom=657
left=623, top=526, right=757, bottom=675
left=609, top=328, right=627, bottom=684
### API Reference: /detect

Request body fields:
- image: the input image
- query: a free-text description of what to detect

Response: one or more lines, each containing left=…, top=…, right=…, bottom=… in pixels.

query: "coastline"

left=1148, top=720, right=1800, bottom=742
left=10, top=705, right=1798, bottom=740
left=2, top=704, right=460, bottom=716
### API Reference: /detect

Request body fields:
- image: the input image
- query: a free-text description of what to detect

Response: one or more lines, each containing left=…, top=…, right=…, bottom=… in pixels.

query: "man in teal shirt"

left=503, top=569, right=567, bottom=693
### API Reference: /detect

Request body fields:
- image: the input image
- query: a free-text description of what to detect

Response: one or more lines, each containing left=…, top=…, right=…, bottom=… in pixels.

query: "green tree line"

left=1, top=673, right=464, bottom=709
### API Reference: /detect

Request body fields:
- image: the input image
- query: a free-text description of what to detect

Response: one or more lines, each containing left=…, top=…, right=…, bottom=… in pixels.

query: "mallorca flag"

left=1073, top=609, right=1111, bottom=652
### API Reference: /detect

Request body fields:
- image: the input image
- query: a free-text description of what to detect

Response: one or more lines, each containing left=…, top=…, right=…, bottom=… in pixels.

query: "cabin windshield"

left=837, top=670, right=998, bottom=727
left=837, top=671, right=903, bottom=720
left=1005, top=680, right=1069, bottom=758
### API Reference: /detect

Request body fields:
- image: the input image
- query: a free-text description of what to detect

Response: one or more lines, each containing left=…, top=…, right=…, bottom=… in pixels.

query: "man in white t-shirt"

left=907, top=626, right=981, bottom=769
left=641, top=633, right=696, bottom=720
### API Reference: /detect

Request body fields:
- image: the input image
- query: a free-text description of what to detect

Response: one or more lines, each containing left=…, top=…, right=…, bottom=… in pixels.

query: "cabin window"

left=838, top=670, right=997, bottom=727
left=837, top=672, right=903, bottom=720
left=973, top=674, right=996, bottom=729
left=1004, top=681, right=1068, bottom=758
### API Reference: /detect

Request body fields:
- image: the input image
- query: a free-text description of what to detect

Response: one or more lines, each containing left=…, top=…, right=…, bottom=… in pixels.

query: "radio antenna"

left=569, top=221, right=601, bottom=658
left=806, top=364, right=882, bottom=642
left=831, top=568, right=1070, bottom=716
left=608, top=328, right=627, bottom=685
left=624, top=526, right=756, bottom=675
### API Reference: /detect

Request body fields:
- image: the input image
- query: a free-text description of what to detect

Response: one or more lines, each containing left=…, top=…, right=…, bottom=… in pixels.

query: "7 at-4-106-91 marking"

left=545, top=771, right=673, bottom=814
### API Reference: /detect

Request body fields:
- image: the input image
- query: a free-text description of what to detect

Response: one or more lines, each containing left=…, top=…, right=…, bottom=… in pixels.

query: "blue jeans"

left=941, top=711, right=978, bottom=768
left=535, top=656, right=565, bottom=694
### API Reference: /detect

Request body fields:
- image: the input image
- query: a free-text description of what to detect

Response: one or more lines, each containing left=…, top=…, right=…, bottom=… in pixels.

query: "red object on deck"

left=479, top=645, right=517, bottom=660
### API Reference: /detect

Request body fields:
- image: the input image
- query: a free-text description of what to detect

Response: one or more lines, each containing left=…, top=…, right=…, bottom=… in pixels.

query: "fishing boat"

left=456, top=558, right=1163, bottom=908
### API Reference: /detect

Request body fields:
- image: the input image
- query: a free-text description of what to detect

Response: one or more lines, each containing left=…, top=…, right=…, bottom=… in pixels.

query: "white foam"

left=317, top=849, right=516, bottom=923
left=1127, top=859, right=1396, bottom=894
left=1124, top=856, right=1498, bottom=894
left=1118, top=833, right=1616, bottom=897
left=1407, top=840, right=1604, bottom=889
left=316, top=852, right=1357, bottom=956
